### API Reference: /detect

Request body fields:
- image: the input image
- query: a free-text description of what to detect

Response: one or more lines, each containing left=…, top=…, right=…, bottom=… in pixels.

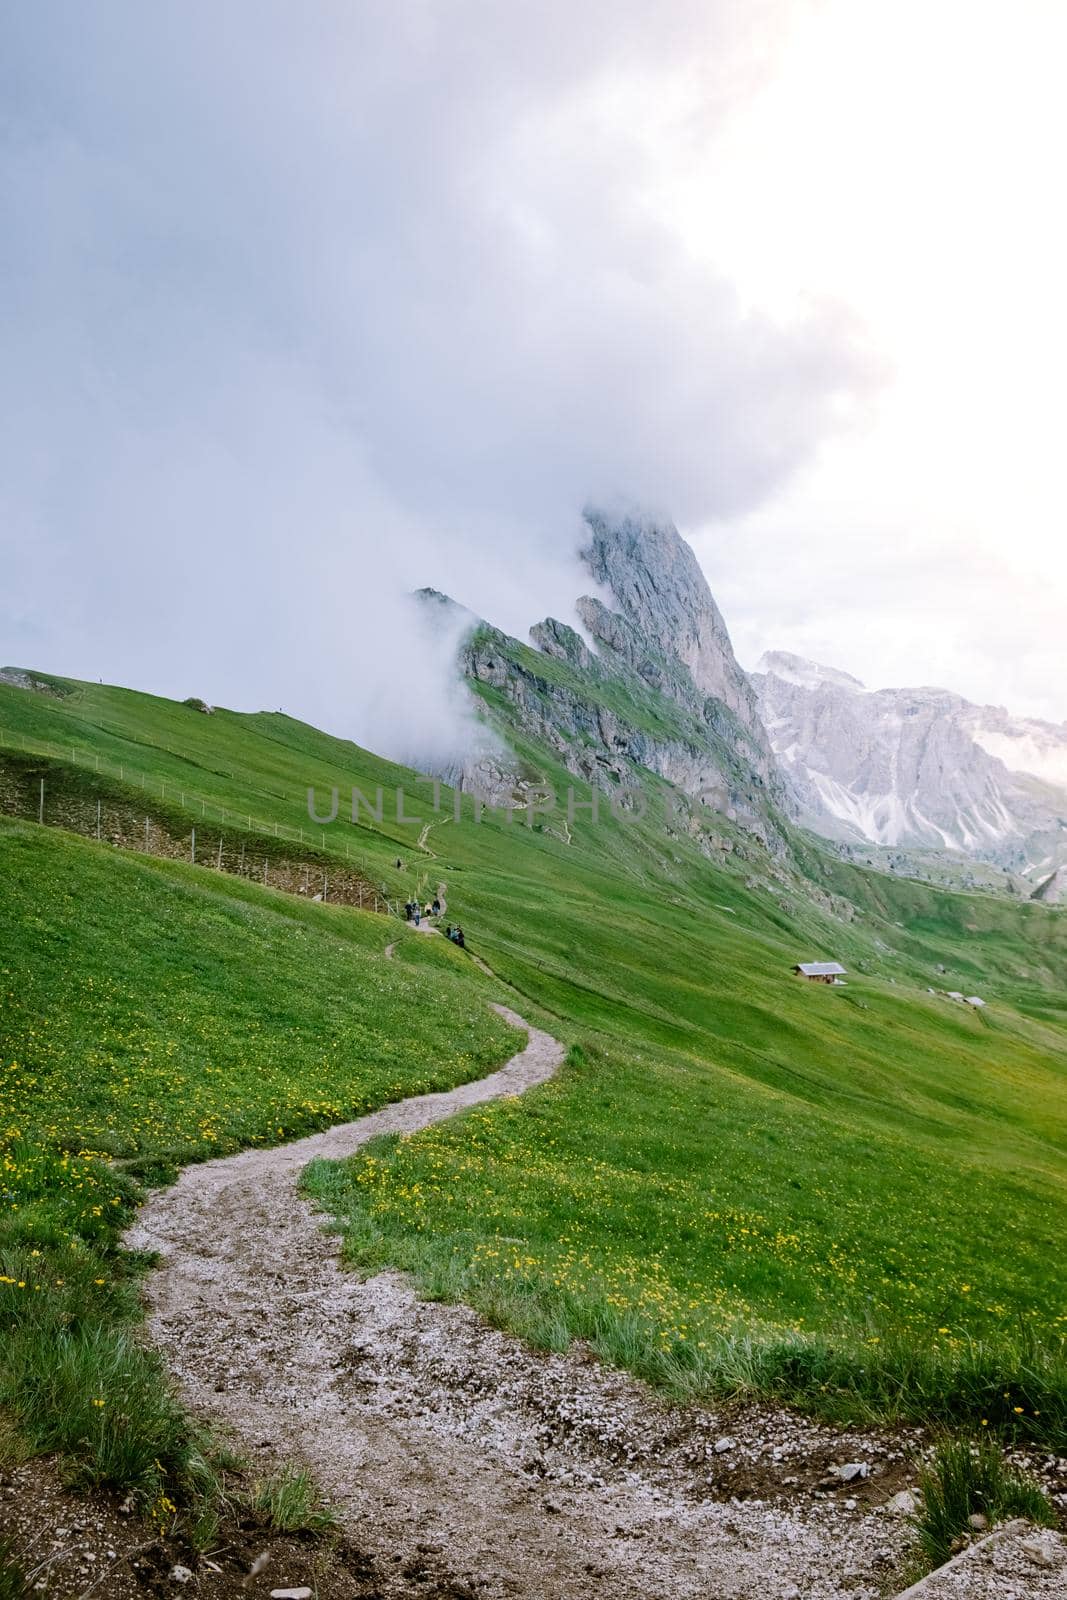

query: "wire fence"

left=0, top=727, right=403, bottom=917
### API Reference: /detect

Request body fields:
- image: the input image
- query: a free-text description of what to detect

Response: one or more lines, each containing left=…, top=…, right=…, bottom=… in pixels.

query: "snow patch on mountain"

left=751, top=653, right=1067, bottom=872
left=754, top=650, right=865, bottom=695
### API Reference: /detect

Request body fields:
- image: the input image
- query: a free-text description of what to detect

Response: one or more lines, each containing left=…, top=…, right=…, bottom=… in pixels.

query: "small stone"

left=886, top=1490, right=917, bottom=1515
left=169, top=1566, right=194, bottom=1585
left=780, top=1587, right=801, bottom=1600
left=844, top=1497, right=857, bottom=1510
left=270, top=1590, right=314, bottom=1599
left=968, top=1512, right=988, bottom=1531
left=837, top=1461, right=869, bottom=1483
left=1019, top=1537, right=1055, bottom=1568
left=714, top=1437, right=735, bottom=1454
left=544, top=1498, right=563, bottom=1514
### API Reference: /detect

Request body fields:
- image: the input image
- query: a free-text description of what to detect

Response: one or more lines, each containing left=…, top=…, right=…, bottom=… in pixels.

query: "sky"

left=1, top=0, right=1064, bottom=761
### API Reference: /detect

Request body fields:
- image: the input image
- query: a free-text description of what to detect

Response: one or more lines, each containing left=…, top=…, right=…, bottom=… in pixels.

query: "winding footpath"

left=126, top=1006, right=1064, bottom=1600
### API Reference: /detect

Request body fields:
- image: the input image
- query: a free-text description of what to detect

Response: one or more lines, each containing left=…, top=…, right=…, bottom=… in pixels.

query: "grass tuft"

left=247, top=1466, right=336, bottom=1533
left=0, top=1320, right=212, bottom=1505
left=912, top=1433, right=1055, bottom=1572
left=0, top=1540, right=27, bottom=1600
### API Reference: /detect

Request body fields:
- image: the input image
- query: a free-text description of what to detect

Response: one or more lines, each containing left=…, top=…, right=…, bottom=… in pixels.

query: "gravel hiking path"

left=126, top=1011, right=1064, bottom=1600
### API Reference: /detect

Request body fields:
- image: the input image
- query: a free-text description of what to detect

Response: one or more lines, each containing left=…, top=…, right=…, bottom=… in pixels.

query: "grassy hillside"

left=0, top=816, right=518, bottom=1500
left=309, top=737, right=1067, bottom=1442
left=1, top=670, right=1065, bottom=1462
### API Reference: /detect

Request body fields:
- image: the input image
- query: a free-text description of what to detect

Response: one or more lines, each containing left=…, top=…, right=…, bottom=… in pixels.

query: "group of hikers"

left=403, top=897, right=440, bottom=926
left=400, top=899, right=465, bottom=947
left=396, top=860, right=465, bottom=948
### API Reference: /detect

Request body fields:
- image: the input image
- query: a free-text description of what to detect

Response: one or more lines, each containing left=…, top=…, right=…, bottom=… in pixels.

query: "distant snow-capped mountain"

left=750, top=651, right=1067, bottom=876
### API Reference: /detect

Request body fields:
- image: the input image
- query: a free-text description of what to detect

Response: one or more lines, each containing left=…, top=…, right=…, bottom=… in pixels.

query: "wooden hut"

left=793, top=961, right=847, bottom=984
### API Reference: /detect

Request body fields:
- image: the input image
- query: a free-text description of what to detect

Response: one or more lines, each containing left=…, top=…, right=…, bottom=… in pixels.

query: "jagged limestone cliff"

left=421, top=510, right=791, bottom=853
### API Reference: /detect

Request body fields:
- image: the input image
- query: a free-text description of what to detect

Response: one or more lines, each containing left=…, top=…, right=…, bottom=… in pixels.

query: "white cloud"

left=0, top=0, right=876, bottom=761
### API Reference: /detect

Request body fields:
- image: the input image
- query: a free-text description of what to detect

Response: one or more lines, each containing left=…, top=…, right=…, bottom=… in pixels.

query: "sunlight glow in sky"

left=677, top=0, right=1066, bottom=716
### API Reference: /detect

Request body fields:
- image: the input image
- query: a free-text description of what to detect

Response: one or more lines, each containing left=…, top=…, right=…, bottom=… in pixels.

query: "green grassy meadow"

left=1, top=669, right=1065, bottom=1482
left=0, top=813, right=518, bottom=1501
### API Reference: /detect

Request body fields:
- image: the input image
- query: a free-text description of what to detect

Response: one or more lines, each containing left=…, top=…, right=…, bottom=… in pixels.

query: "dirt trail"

left=126, top=1012, right=1061, bottom=1600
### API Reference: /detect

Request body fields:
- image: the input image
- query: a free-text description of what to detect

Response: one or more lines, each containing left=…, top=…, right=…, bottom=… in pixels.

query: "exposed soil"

left=0, top=1456, right=392, bottom=1598
left=118, top=1008, right=1065, bottom=1600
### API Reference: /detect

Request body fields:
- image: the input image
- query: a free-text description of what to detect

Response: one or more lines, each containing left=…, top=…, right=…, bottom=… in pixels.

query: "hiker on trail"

left=414, top=907, right=421, bottom=926
left=404, top=901, right=413, bottom=921
left=425, top=903, right=434, bottom=919
left=445, top=925, right=453, bottom=941
left=396, top=857, right=403, bottom=870
left=432, top=897, right=441, bottom=915
left=455, top=926, right=465, bottom=949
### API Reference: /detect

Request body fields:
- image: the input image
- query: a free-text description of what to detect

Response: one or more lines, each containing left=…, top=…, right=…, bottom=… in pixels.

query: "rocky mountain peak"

left=578, top=508, right=766, bottom=745
left=755, top=651, right=866, bottom=695
left=414, top=507, right=792, bottom=852
left=752, top=648, right=1067, bottom=875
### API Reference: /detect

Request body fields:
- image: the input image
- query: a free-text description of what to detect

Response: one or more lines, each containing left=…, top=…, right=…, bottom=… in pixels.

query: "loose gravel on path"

left=126, top=1008, right=1065, bottom=1599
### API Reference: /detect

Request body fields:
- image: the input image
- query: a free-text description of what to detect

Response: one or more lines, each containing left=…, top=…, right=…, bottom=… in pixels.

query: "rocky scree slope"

left=752, top=651, right=1067, bottom=880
